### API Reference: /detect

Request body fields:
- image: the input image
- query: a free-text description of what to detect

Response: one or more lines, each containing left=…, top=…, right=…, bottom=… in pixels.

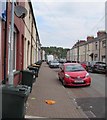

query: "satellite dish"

left=14, top=5, right=28, bottom=19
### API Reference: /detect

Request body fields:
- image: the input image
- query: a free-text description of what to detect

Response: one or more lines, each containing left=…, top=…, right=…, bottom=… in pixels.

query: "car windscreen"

left=51, top=61, right=59, bottom=63
left=65, top=64, right=85, bottom=72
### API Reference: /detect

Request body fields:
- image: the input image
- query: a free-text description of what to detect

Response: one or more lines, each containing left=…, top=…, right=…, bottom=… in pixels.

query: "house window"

left=13, top=31, right=17, bottom=71
left=102, top=55, right=106, bottom=62
left=102, top=40, right=106, bottom=48
left=8, top=26, right=17, bottom=72
left=95, top=42, right=98, bottom=50
left=94, top=54, right=98, bottom=61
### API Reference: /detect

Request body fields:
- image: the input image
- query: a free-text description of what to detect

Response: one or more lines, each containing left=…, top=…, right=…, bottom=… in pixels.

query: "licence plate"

left=74, top=80, right=84, bottom=83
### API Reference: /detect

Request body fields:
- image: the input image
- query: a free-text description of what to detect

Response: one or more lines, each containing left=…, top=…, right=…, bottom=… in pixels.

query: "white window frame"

left=102, top=40, right=106, bottom=48
left=13, top=30, right=17, bottom=72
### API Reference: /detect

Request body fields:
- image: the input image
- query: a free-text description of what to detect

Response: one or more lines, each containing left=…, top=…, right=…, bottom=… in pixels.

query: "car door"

left=58, top=64, right=64, bottom=80
left=58, top=64, right=63, bottom=79
left=60, top=65, right=65, bottom=80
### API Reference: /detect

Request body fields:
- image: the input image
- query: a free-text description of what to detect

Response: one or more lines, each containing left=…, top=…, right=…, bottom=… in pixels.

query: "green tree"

left=42, top=46, right=70, bottom=59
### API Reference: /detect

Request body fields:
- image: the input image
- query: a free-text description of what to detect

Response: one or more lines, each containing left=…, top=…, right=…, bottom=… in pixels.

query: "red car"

left=80, top=62, right=87, bottom=69
left=58, top=63, right=91, bottom=87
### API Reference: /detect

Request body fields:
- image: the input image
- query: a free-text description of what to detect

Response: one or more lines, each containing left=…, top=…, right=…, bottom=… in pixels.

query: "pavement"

left=25, top=62, right=88, bottom=119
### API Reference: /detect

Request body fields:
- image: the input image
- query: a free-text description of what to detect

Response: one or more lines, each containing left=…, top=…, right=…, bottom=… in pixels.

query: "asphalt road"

left=53, top=68, right=105, bottom=119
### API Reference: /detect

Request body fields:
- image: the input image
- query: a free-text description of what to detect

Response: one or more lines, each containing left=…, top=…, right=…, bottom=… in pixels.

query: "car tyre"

left=62, top=79, right=66, bottom=87
left=87, top=84, right=91, bottom=87
left=58, top=76, right=61, bottom=81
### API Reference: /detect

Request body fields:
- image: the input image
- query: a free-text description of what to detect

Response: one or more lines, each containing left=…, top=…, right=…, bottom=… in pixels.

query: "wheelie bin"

left=1, top=84, right=30, bottom=118
left=29, top=69, right=36, bottom=83
left=28, top=66, right=39, bottom=77
left=21, top=70, right=35, bottom=92
left=35, top=60, right=42, bottom=66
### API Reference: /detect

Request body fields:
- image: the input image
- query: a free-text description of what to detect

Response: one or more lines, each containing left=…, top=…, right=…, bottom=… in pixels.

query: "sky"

left=31, top=0, right=106, bottom=48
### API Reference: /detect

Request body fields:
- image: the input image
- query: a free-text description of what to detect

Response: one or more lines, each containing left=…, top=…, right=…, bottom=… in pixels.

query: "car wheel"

left=58, top=76, right=61, bottom=81
left=87, top=84, right=91, bottom=87
left=62, top=79, right=66, bottom=87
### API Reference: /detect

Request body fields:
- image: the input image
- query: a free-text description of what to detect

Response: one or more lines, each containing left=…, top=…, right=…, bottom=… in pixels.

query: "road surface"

left=26, top=62, right=105, bottom=119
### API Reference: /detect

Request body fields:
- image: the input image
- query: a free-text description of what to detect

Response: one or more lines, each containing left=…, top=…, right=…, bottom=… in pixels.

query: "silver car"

left=49, top=60, right=59, bottom=68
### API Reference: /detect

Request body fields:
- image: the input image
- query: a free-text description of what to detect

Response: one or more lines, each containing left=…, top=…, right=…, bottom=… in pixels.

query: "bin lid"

left=28, top=68, right=38, bottom=72
left=32, top=64, right=40, bottom=67
left=22, top=70, right=35, bottom=75
left=1, top=85, right=30, bottom=97
left=28, top=66, right=38, bottom=70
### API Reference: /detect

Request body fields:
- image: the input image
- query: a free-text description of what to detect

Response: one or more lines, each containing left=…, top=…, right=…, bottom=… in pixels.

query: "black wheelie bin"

left=1, top=84, right=30, bottom=118
left=21, top=70, right=35, bottom=92
left=28, top=66, right=39, bottom=78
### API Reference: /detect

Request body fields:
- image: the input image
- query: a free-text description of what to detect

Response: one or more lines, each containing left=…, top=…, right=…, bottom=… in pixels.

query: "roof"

left=71, top=33, right=106, bottom=50
left=28, top=0, right=40, bottom=43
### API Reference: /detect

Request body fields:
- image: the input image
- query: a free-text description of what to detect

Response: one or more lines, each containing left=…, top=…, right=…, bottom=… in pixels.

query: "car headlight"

left=65, top=74, right=70, bottom=78
left=86, top=73, right=89, bottom=77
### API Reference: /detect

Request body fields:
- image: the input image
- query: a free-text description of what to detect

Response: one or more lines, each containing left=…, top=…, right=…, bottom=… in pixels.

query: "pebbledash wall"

left=1, top=0, right=41, bottom=85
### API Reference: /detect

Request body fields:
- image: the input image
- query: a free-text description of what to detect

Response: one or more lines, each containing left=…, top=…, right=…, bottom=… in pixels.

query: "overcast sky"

left=31, top=0, right=106, bottom=48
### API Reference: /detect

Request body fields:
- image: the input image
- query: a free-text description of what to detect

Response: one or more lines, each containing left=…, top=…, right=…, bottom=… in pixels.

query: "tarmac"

left=25, top=62, right=88, bottom=119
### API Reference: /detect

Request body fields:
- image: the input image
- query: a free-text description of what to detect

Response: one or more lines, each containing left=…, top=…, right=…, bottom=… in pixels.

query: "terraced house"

left=0, top=0, right=41, bottom=85
left=67, top=30, right=106, bottom=62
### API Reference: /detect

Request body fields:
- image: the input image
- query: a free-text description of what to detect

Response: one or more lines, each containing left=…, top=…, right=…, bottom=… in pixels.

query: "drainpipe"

left=8, top=1, right=14, bottom=85
left=99, top=39, right=100, bottom=61
left=3, top=1, right=8, bottom=84
left=30, top=20, right=33, bottom=65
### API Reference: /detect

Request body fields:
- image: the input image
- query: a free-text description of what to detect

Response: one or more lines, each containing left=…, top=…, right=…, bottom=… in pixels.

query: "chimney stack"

left=87, top=36, right=94, bottom=41
left=97, top=30, right=106, bottom=37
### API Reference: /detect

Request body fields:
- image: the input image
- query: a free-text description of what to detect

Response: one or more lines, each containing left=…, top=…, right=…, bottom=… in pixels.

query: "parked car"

left=87, top=61, right=106, bottom=73
left=71, top=61, right=77, bottom=63
left=58, top=63, right=91, bottom=87
left=49, top=60, right=59, bottom=68
left=71, top=61, right=80, bottom=63
left=80, top=61, right=89, bottom=70
left=65, top=60, right=71, bottom=63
